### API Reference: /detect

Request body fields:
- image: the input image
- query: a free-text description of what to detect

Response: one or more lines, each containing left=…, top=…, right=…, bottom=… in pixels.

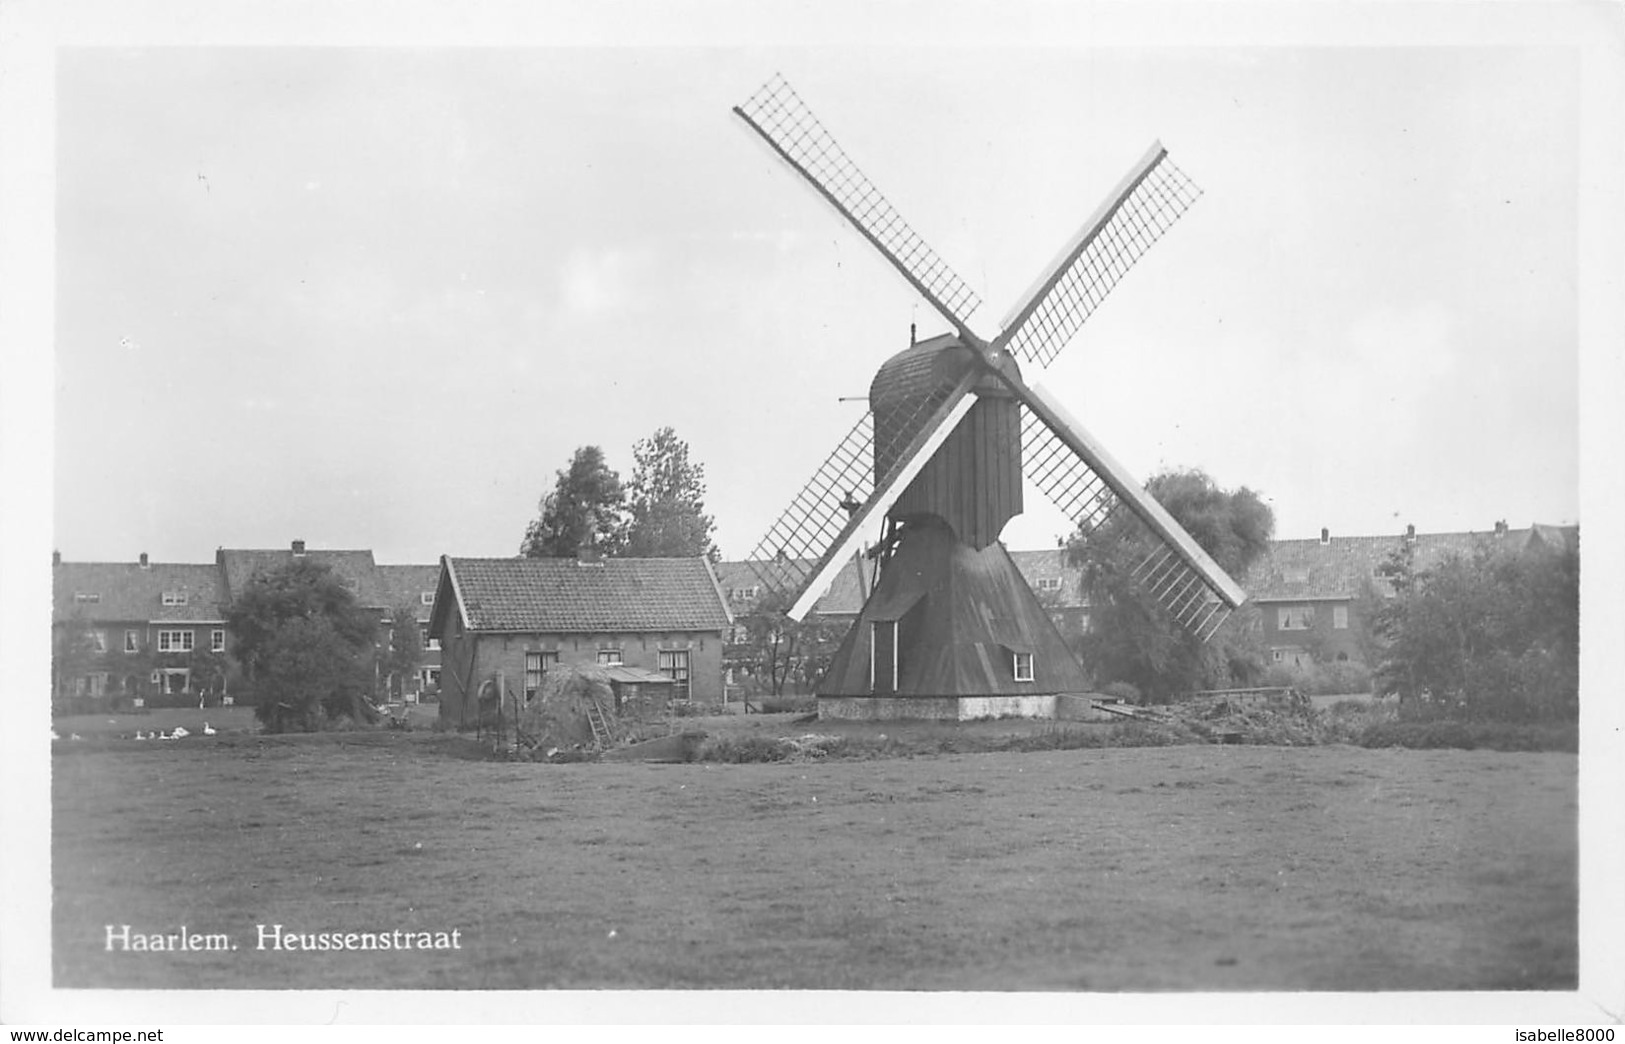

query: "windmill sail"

left=751, top=369, right=983, bottom=621
left=995, top=143, right=1202, bottom=368
left=1017, top=381, right=1244, bottom=640
left=734, top=74, right=982, bottom=334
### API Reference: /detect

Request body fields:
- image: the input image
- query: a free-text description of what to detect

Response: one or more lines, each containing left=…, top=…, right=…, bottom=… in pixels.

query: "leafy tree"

left=1067, top=468, right=1274, bottom=700
left=378, top=606, right=424, bottom=700
left=622, top=427, right=717, bottom=559
left=1370, top=539, right=1578, bottom=721
left=520, top=445, right=627, bottom=557
left=734, top=588, right=847, bottom=696
left=225, top=558, right=379, bottom=731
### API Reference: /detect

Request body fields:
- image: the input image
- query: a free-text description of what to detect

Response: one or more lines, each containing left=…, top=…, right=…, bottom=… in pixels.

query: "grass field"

left=52, top=728, right=1577, bottom=991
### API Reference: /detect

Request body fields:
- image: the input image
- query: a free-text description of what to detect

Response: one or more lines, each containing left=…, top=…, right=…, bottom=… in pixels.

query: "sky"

left=32, top=19, right=1595, bottom=574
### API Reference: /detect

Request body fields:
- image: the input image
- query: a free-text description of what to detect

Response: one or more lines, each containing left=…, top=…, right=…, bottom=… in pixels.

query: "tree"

left=734, top=588, right=847, bottom=696
left=520, top=445, right=627, bottom=557
left=1370, top=539, right=1578, bottom=721
left=622, top=427, right=717, bottom=559
left=224, top=558, right=379, bottom=731
left=52, top=610, right=102, bottom=701
left=1067, top=468, right=1274, bottom=700
left=378, top=606, right=424, bottom=700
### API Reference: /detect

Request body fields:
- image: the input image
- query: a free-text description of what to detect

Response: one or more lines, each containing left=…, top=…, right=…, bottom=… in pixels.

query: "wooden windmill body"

left=734, top=75, right=1247, bottom=721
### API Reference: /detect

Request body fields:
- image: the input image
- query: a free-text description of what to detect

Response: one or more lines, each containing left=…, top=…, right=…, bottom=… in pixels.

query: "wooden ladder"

left=584, top=698, right=611, bottom=751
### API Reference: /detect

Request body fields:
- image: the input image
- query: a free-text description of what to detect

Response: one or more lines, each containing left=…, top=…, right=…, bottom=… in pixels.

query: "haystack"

left=517, top=664, right=621, bottom=753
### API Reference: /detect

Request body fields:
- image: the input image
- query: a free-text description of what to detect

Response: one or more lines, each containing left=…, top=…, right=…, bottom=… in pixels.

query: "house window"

left=524, top=651, right=559, bottom=698
left=870, top=620, right=898, bottom=695
left=1333, top=605, right=1349, bottom=630
left=88, top=672, right=108, bottom=697
left=161, top=591, right=189, bottom=607
left=1035, top=577, right=1062, bottom=593
left=1277, top=606, right=1313, bottom=631
left=124, top=630, right=141, bottom=653
left=1013, top=651, right=1035, bottom=682
left=74, top=592, right=100, bottom=604
left=597, top=649, right=623, bottom=666
left=210, top=629, right=226, bottom=653
left=420, top=591, right=435, bottom=605
left=422, top=628, right=440, bottom=651
left=658, top=650, right=691, bottom=700
left=419, top=666, right=441, bottom=691
left=90, top=631, right=107, bottom=653
left=157, top=629, right=194, bottom=653
left=730, top=586, right=759, bottom=602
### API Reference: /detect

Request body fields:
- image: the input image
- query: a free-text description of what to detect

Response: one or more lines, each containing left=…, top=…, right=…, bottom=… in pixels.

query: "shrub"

left=758, top=695, right=817, bottom=714
left=697, top=734, right=792, bottom=763
left=1100, top=681, right=1142, bottom=705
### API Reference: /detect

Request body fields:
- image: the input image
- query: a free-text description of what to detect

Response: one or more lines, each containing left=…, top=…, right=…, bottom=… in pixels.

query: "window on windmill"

left=161, top=590, right=188, bottom=607
left=1013, top=651, right=1035, bottom=683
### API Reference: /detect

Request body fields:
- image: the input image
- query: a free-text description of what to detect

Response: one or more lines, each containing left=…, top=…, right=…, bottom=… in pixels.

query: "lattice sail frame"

left=1022, top=409, right=1234, bottom=641
left=996, top=145, right=1203, bottom=368
left=745, top=369, right=966, bottom=600
left=735, top=74, right=983, bottom=332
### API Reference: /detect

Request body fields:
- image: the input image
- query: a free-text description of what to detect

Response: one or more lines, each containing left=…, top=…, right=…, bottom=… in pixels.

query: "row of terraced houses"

left=51, top=521, right=1575, bottom=715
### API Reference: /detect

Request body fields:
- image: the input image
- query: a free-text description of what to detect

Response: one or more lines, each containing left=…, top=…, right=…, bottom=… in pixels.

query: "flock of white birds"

left=51, top=721, right=217, bottom=741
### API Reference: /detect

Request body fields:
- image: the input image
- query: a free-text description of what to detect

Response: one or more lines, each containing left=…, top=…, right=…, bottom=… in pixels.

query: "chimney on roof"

left=1494, top=519, right=1508, bottom=537
left=1320, top=527, right=1329, bottom=545
left=576, top=544, right=605, bottom=567
left=292, top=539, right=306, bottom=556
left=1405, top=523, right=1416, bottom=544
left=53, top=549, right=61, bottom=567
left=139, top=552, right=149, bottom=568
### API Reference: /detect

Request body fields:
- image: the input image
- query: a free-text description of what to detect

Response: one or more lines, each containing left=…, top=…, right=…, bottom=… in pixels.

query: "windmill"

left=734, top=74, right=1246, bottom=719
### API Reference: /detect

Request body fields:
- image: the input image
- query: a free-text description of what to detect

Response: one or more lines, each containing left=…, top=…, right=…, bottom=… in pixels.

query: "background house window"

left=420, top=591, right=435, bottom=605
left=1013, top=651, right=1035, bottom=682
left=157, top=629, right=194, bottom=652
left=597, top=649, right=623, bottom=666
left=161, top=591, right=189, bottom=607
left=90, top=631, right=107, bottom=653
left=210, top=629, right=226, bottom=652
left=74, top=592, right=100, bottom=603
left=524, top=651, right=559, bottom=698
left=1333, top=605, right=1349, bottom=629
left=1277, top=606, right=1313, bottom=631
left=124, top=630, right=141, bottom=653
left=421, top=628, right=440, bottom=651
left=1035, top=577, right=1062, bottom=593
left=658, top=650, right=691, bottom=700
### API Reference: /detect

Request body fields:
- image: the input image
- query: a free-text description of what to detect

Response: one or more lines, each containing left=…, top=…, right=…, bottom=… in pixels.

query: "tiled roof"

left=216, top=548, right=384, bottom=608
left=1243, top=525, right=1577, bottom=603
left=52, top=561, right=226, bottom=624
left=443, top=557, right=731, bottom=634
left=372, top=564, right=442, bottom=621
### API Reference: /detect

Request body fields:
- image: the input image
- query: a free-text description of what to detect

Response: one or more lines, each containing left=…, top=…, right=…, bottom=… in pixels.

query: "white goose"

left=201, top=722, right=216, bottom=736
left=170, top=726, right=190, bottom=739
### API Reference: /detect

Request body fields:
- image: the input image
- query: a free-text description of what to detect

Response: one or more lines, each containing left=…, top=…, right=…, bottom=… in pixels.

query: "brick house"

left=1243, top=522, right=1579, bottom=670
left=51, top=551, right=231, bottom=704
left=52, top=540, right=446, bottom=709
left=428, top=554, right=733, bottom=729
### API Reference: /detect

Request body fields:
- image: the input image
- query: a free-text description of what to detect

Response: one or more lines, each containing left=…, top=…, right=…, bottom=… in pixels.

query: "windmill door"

left=871, top=620, right=898, bottom=695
